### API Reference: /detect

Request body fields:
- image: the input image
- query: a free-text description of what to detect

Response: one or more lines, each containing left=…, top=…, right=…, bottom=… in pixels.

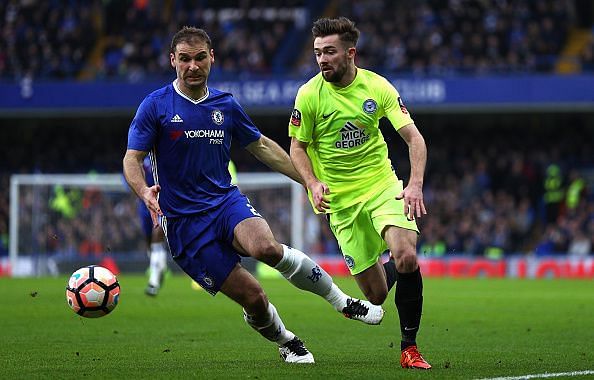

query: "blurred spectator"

left=299, top=0, right=573, bottom=76
left=534, top=225, right=567, bottom=256
left=2, top=0, right=586, bottom=80
left=0, top=0, right=99, bottom=80
left=543, top=163, right=565, bottom=223
left=97, top=0, right=308, bottom=81
left=568, top=228, right=591, bottom=256
left=565, top=169, right=586, bottom=212
left=580, top=37, right=594, bottom=71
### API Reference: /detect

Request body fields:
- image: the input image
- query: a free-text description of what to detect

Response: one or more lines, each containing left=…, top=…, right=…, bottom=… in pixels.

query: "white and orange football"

left=65, top=265, right=120, bottom=318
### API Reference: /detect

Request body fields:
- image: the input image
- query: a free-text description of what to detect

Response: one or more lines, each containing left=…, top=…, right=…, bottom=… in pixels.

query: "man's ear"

left=347, top=46, right=357, bottom=59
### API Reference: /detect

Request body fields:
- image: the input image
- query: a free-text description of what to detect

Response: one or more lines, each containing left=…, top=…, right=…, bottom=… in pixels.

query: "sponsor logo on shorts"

left=202, top=276, right=214, bottom=288
left=344, top=255, right=355, bottom=269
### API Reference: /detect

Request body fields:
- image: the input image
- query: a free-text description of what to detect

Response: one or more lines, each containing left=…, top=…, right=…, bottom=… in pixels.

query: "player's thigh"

left=233, top=217, right=280, bottom=257
left=167, top=224, right=240, bottom=295
left=383, top=226, right=418, bottom=259
left=329, top=205, right=386, bottom=275
left=218, top=190, right=279, bottom=256
left=370, top=180, right=419, bottom=237
left=220, top=263, right=268, bottom=313
left=368, top=185, right=420, bottom=271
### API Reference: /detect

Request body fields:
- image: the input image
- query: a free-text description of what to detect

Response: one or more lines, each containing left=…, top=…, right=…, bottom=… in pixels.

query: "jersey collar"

left=173, top=80, right=209, bottom=104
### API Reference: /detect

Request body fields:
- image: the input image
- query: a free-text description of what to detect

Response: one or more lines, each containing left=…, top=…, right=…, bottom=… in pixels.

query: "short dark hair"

left=312, top=17, right=360, bottom=47
left=170, top=26, right=212, bottom=53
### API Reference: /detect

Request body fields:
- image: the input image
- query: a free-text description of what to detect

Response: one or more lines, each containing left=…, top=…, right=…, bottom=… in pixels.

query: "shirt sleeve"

left=127, top=95, right=158, bottom=152
left=380, top=77, right=414, bottom=131
left=288, top=85, right=314, bottom=143
left=231, top=97, right=262, bottom=147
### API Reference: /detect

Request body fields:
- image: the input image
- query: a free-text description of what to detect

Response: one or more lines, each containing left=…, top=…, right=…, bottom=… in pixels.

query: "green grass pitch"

left=1, top=275, right=592, bottom=379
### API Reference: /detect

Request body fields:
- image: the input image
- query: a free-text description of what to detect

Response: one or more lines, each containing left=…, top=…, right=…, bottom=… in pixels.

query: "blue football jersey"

left=127, top=81, right=261, bottom=217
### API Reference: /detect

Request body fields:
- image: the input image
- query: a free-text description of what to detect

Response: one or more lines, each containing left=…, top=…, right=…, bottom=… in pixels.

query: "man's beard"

left=321, top=63, right=346, bottom=83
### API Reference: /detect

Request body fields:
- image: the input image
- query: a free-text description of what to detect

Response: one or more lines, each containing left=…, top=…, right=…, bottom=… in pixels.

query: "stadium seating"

left=2, top=0, right=592, bottom=81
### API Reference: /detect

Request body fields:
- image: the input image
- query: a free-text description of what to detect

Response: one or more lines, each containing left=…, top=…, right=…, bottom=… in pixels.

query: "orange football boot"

left=400, top=345, right=432, bottom=369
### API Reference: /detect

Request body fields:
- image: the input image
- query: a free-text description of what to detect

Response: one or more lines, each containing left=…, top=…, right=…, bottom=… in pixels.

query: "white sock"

left=274, top=245, right=346, bottom=310
left=148, top=242, right=167, bottom=288
left=243, top=302, right=295, bottom=345
left=324, top=283, right=350, bottom=312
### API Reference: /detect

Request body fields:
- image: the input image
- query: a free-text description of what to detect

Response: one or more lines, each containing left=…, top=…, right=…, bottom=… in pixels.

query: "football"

left=65, top=265, right=120, bottom=318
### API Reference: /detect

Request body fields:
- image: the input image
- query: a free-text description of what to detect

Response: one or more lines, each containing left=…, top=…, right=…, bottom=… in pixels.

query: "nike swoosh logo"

left=322, top=110, right=337, bottom=119
left=404, top=326, right=418, bottom=331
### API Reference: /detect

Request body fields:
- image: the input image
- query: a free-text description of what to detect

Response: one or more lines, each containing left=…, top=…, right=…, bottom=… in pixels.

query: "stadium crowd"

left=1, top=117, right=592, bottom=259
left=413, top=123, right=593, bottom=258
left=0, top=0, right=98, bottom=80
left=1, top=0, right=593, bottom=81
left=326, top=0, right=572, bottom=75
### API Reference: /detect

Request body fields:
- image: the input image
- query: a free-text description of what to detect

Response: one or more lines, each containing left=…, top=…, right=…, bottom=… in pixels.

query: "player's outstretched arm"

left=123, top=149, right=162, bottom=226
left=290, top=138, right=330, bottom=213
left=245, top=135, right=304, bottom=185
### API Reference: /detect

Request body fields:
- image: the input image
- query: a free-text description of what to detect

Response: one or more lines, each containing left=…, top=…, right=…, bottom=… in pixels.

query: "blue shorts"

left=137, top=199, right=153, bottom=238
left=164, top=189, right=262, bottom=296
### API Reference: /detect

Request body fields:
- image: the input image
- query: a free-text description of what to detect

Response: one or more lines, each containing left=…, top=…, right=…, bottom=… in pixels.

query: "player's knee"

left=396, top=251, right=418, bottom=273
left=243, top=288, right=269, bottom=315
left=252, top=240, right=282, bottom=264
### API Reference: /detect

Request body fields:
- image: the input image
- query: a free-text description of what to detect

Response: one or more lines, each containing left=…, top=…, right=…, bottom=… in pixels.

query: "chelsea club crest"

left=362, top=99, right=377, bottom=114
left=211, top=109, right=224, bottom=125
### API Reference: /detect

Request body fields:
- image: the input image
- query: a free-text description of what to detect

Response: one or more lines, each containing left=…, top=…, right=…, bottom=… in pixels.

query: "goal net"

left=9, top=173, right=310, bottom=276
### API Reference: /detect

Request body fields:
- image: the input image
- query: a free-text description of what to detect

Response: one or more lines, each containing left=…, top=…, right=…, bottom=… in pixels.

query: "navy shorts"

left=137, top=199, right=153, bottom=239
left=164, top=190, right=262, bottom=296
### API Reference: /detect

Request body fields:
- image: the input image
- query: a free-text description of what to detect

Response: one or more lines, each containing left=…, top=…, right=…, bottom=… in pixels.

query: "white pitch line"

left=476, top=370, right=594, bottom=380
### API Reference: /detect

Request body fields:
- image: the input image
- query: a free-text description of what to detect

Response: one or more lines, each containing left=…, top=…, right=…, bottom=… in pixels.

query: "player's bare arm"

left=290, top=138, right=330, bottom=213
left=396, top=123, right=427, bottom=220
left=245, top=135, right=304, bottom=185
left=123, top=149, right=162, bottom=226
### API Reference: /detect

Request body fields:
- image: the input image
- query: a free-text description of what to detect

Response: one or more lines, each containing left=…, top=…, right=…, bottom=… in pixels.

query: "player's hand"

left=141, top=185, right=163, bottom=228
left=309, top=181, right=330, bottom=213
left=396, top=182, right=426, bottom=221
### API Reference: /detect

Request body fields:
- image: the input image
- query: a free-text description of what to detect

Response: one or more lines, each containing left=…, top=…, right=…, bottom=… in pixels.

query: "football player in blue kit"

left=123, top=26, right=384, bottom=364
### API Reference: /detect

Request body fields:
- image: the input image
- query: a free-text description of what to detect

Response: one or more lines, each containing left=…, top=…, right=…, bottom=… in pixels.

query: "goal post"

left=9, top=173, right=305, bottom=276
